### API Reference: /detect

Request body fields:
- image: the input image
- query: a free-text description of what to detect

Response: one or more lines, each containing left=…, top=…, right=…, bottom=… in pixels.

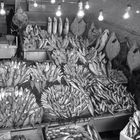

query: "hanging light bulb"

left=123, top=5, right=131, bottom=19
left=98, top=10, right=104, bottom=21
left=85, top=1, right=90, bottom=10
left=123, top=11, right=130, bottom=19
left=77, top=1, right=85, bottom=18
left=56, top=4, right=62, bottom=17
left=0, top=2, right=6, bottom=16
left=136, top=10, right=140, bottom=14
left=51, top=0, right=56, bottom=4
left=33, top=1, right=38, bottom=8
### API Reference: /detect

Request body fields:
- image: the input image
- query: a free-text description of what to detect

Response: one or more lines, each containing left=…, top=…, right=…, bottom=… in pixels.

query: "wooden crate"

left=92, top=112, right=132, bottom=132
left=23, top=49, right=47, bottom=62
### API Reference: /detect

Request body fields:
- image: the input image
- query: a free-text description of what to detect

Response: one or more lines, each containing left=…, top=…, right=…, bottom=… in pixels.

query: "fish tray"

left=120, top=123, right=133, bottom=140
left=92, top=112, right=132, bottom=132
left=0, top=127, right=44, bottom=140
left=45, top=119, right=102, bottom=140
left=23, top=49, right=49, bottom=62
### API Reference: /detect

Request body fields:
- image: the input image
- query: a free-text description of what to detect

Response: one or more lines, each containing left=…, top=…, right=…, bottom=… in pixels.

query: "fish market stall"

left=0, top=0, right=140, bottom=140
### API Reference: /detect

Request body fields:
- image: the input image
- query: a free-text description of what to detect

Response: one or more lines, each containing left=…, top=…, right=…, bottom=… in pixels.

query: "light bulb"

left=51, top=0, right=56, bottom=4
left=33, top=1, right=38, bottom=7
left=77, top=1, right=85, bottom=18
left=0, top=8, right=6, bottom=15
left=123, top=4, right=131, bottom=19
left=123, top=11, right=130, bottom=19
left=0, top=2, right=6, bottom=16
left=77, top=10, right=85, bottom=18
left=98, top=10, right=104, bottom=21
left=85, top=1, right=90, bottom=10
left=56, top=5, right=62, bottom=17
left=56, top=10, right=62, bottom=17
left=136, top=10, right=140, bottom=14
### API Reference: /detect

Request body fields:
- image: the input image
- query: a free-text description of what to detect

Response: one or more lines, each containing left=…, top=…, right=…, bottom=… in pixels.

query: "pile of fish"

left=28, top=62, right=63, bottom=92
left=0, top=61, right=30, bottom=87
left=34, top=62, right=63, bottom=83
left=64, top=64, right=93, bottom=89
left=41, top=85, right=93, bottom=119
left=123, top=110, right=140, bottom=140
left=87, top=79, right=135, bottom=116
left=0, top=87, right=43, bottom=128
left=46, top=123, right=100, bottom=140
left=23, top=17, right=69, bottom=50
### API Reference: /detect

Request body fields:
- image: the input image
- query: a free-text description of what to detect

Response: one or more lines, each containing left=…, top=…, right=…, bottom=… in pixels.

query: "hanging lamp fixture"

left=98, top=9, right=104, bottom=21
left=77, top=1, right=85, bottom=18
left=51, top=0, right=56, bottom=4
left=56, top=4, right=62, bottom=17
left=85, top=0, right=90, bottom=10
left=33, top=1, right=38, bottom=7
left=0, top=1, right=6, bottom=16
left=123, top=4, right=132, bottom=19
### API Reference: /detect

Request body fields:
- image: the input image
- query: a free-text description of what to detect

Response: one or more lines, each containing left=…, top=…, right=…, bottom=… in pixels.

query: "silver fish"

left=63, top=17, right=69, bottom=35
left=95, top=29, right=109, bottom=52
left=53, top=17, right=57, bottom=35
left=47, top=17, right=52, bottom=34
left=58, top=17, right=63, bottom=35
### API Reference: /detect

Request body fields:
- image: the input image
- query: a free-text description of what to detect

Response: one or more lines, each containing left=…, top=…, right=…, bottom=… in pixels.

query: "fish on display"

left=95, top=29, right=109, bottom=52
left=58, top=17, right=63, bottom=36
left=47, top=17, right=52, bottom=34
left=127, top=42, right=140, bottom=73
left=63, top=17, right=69, bottom=35
left=105, top=32, right=120, bottom=62
left=53, top=17, right=57, bottom=35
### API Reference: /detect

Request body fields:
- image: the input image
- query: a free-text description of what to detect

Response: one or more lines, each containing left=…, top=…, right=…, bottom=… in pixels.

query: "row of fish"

left=47, top=17, right=69, bottom=35
left=45, top=122, right=100, bottom=140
